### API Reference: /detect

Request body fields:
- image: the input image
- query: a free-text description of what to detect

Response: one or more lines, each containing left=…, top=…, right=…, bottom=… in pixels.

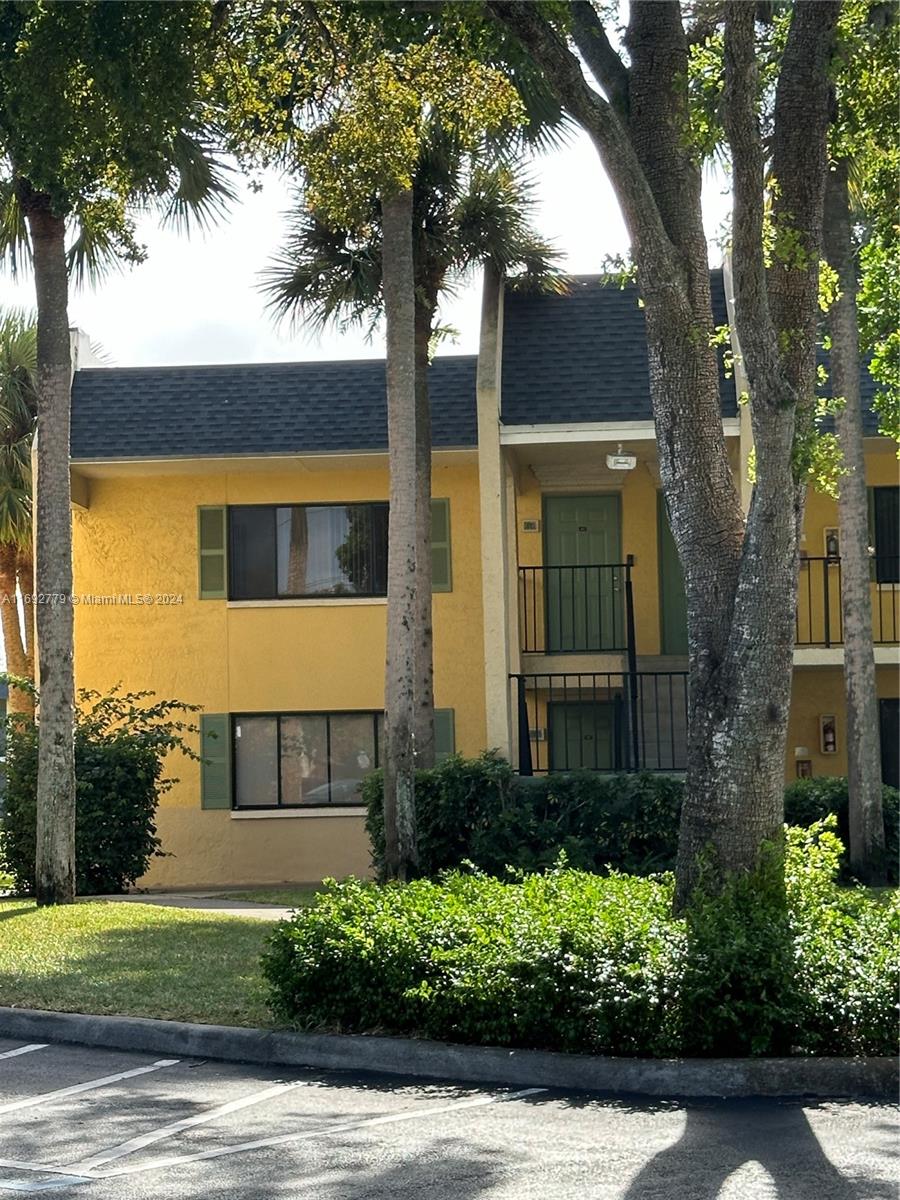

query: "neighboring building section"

left=67, top=271, right=899, bottom=888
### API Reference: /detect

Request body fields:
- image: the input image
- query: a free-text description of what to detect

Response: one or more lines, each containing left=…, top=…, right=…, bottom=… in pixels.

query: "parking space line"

left=0, top=1059, right=180, bottom=1116
left=0, top=1175, right=92, bottom=1193
left=64, top=1080, right=305, bottom=1172
left=0, top=1046, right=47, bottom=1062
left=96, top=1087, right=547, bottom=1179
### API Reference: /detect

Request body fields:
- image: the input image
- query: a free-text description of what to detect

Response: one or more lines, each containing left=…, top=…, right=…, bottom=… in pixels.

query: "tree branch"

left=568, top=2, right=629, bottom=117
left=486, top=1, right=680, bottom=295
left=768, top=0, right=840, bottom=395
left=722, top=0, right=782, bottom=401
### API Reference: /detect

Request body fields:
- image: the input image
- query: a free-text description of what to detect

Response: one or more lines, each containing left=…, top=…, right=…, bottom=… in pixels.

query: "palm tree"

left=263, top=138, right=560, bottom=780
left=0, top=308, right=37, bottom=716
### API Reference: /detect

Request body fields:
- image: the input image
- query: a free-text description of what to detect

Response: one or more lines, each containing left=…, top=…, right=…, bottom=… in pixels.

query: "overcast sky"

left=0, top=130, right=731, bottom=368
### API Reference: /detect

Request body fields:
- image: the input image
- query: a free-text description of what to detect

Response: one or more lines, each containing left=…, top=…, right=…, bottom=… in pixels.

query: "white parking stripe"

left=0, top=1059, right=180, bottom=1116
left=96, top=1087, right=547, bottom=1178
left=0, top=1045, right=47, bottom=1062
left=64, top=1080, right=305, bottom=1172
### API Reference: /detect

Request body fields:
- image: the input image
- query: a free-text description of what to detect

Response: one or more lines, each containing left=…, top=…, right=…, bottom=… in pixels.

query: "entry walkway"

left=91, top=895, right=295, bottom=921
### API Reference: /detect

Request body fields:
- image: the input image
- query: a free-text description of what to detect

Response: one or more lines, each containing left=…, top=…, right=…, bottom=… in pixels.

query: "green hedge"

left=0, top=688, right=197, bottom=896
left=364, top=756, right=899, bottom=883
left=262, top=820, right=899, bottom=1057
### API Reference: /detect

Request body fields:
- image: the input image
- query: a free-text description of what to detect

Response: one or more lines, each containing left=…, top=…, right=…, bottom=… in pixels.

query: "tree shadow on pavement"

left=621, top=1098, right=896, bottom=1200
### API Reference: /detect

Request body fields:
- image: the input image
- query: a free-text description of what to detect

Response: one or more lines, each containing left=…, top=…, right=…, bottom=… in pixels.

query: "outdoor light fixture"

left=606, top=443, right=637, bottom=471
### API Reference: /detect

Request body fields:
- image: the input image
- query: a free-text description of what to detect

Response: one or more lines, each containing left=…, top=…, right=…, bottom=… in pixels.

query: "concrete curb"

left=0, top=1007, right=894, bottom=1099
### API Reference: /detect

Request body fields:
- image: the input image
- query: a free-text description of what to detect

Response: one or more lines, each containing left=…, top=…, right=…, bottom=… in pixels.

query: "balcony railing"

left=518, top=560, right=635, bottom=654
left=511, top=670, right=689, bottom=775
left=797, top=556, right=898, bottom=647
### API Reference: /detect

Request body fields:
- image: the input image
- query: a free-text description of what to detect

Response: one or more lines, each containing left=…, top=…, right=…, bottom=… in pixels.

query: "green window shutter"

left=198, top=506, right=227, bottom=599
left=434, top=708, right=455, bottom=762
left=431, top=498, right=452, bottom=592
left=200, top=714, right=232, bottom=809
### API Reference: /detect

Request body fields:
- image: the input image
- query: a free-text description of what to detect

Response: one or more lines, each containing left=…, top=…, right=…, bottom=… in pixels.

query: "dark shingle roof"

left=70, top=355, right=478, bottom=461
left=500, top=268, right=737, bottom=426
left=70, top=269, right=884, bottom=460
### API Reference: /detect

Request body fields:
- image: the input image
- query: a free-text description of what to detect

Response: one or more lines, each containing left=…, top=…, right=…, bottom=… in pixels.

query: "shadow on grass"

left=0, top=908, right=275, bottom=1026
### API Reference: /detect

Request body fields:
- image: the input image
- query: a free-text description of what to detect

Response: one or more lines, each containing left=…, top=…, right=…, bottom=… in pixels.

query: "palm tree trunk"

left=18, top=545, right=35, bottom=682
left=413, top=296, right=435, bottom=768
left=0, top=541, right=30, bottom=715
left=824, top=158, right=885, bottom=884
left=21, top=186, right=76, bottom=905
left=381, top=187, right=418, bottom=881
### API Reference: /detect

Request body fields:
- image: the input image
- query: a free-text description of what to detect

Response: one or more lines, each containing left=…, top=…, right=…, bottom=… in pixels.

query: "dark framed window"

left=232, top=711, right=383, bottom=808
left=229, top=503, right=389, bottom=600
left=871, top=487, right=899, bottom=584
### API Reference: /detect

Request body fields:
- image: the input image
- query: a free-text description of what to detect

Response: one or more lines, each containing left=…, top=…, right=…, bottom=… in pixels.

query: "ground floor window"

left=233, top=711, right=383, bottom=808
left=880, top=698, right=898, bottom=790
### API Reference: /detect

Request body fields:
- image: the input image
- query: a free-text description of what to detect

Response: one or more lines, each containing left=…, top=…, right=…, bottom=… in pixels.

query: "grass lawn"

left=0, top=900, right=278, bottom=1027
left=218, top=887, right=320, bottom=907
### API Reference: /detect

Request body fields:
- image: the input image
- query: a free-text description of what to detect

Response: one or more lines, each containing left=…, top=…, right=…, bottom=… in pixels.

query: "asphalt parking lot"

left=0, top=1036, right=895, bottom=1199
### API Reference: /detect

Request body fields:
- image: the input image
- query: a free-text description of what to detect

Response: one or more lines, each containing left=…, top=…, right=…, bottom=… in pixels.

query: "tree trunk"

left=413, top=296, right=435, bottom=768
left=381, top=187, right=418, bottom=881
left=18, top=544, right=35, bottom=683
left=21, top=187, right=76, bottom=906
left=0, top=541, right=31, bottom=715
left=488, top=0, right=838, bottom=903
left=824, top=158, right=886, bottom=884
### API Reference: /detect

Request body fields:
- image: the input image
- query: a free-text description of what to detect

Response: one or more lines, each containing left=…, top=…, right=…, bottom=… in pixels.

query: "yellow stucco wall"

left=71, top=457, right=485, bottom=888
left=787, top=665, right=898, bottom=781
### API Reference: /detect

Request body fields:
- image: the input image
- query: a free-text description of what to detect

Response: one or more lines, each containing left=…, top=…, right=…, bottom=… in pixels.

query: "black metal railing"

left=796, top=556, right=899, bottom=647
left=511, top=670, right=689, bottom=776
left=518, top=559, right=635, bottom=654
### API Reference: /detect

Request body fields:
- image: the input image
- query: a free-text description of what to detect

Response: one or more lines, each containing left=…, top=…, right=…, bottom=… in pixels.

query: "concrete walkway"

left=92, top=894, right=295, bottom=921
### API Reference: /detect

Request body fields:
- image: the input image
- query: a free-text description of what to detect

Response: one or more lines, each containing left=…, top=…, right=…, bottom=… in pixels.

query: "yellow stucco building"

left=67, top=270, right=899, bottom=889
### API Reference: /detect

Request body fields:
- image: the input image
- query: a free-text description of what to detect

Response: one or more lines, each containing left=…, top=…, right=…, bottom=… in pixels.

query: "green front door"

left=544, top=495, right=622, bottom=651
left=548, top=701, right=617, bottom=771
left=657, top=492, right=688, bottom=655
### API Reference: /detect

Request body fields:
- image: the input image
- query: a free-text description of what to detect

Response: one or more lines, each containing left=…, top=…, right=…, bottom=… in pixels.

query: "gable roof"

left=70, top=355, right=478, bottom=461
left=500, top=268, right=737, bottom=426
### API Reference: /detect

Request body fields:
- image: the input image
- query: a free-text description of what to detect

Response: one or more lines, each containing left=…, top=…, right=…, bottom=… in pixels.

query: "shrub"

left=364, top=755, right=682, bottom=879
left=262, top=819, right=898, bottom=1057
left=0, top=687, right=198, bottom=895
left=366, top=758, right=899, bottom=884
left=783, top=776, right=899, bottom=883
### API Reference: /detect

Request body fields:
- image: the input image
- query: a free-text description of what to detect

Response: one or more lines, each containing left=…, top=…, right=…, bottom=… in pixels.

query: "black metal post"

left=514, top=674, right=534, bottom=776
left=624, top=555, right=640, bottom=771
left=823, top=558, right=832, bottom=648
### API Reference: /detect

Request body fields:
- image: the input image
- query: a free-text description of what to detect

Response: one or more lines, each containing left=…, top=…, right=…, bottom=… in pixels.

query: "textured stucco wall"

left=787, top=665, right=898, bottom=781
left=71, top=457, right=485, bottom=888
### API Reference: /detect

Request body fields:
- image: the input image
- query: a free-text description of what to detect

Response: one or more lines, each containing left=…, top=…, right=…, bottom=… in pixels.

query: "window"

left=201, top=501, right=451, bottom=601
left=229, top=503, right=389, bottom=600
left=233, top=712, right=381, bottom=807
left=871, top=487, right=899, bottom=584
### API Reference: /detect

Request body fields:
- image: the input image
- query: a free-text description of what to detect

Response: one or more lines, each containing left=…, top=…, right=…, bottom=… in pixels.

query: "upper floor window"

left=197, top=500, right=451, bottom=601
left=230, top=503, right=389, bottom=600
left=872, top=486, right=899, bottom=584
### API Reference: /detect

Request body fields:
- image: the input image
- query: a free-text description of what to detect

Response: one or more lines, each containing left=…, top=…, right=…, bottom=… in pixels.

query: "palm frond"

left=0, top=180, right=31, bottom=279
left=260, top=198, right=383, bottom=333
left=160, top=131, right=237, bottom=234
left=0, top=308, right=37, bottom=443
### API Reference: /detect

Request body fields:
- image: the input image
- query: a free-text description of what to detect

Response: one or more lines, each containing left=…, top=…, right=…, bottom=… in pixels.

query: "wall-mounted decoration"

left=819, top=715, right=838, bottom=755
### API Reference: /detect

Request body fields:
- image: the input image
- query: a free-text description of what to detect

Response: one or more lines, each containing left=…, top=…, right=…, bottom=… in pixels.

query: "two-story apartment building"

left=66, top=267, right=899, bottom=888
